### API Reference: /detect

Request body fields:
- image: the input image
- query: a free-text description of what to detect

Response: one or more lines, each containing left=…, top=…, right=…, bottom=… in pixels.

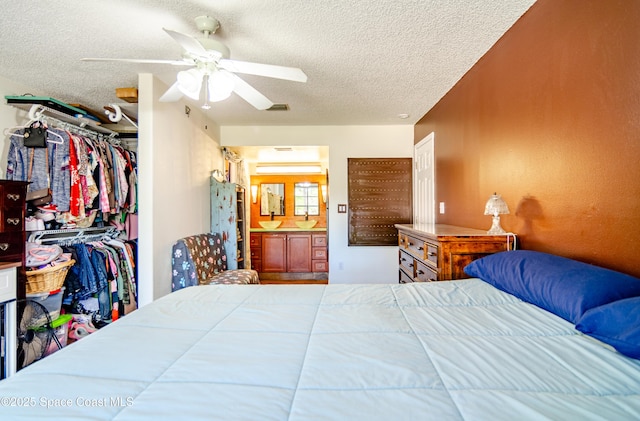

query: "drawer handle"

left=0, top=243, right=9, bottom=251
left=417, top=270, right=424, bottom=275
left=429, top=278, right=437, bottom=282
left=408, top=263, right=414, bottom=268
left=6, top=218, right=20, bottom=225
left=417, top=246, right=424, bottom=251
left=428, top=252, right=437, bottom=257
left=6, top=193, right=20, bottom=201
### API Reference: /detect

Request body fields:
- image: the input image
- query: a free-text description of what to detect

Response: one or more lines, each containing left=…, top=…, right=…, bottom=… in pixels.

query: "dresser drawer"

left=404, top=234, right=438, bottom=265
left=312, top=234, right=327, bottom=247
left=250, top=248, right=261, bottom=259
left=415, top=259, right=438, bottom=282
left=312, top=248, right=327, bottom=260
left=0, top=208, right=24, bottom=232
left=312, top=260, right=328, bottom=272
left=399, top=250, right=414, bottom=277
left=249, top=233, right=262, bottom=248
left=399, top=268, right=413, bottom=283
left=0, top=232, right=24, bottom=261
left=0, top=184, right=27, bottom=209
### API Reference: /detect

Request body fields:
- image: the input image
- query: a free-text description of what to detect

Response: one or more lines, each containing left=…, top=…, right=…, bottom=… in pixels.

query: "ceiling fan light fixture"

left=208, top=70, right=235, bottom=102
left=177, top=68, right=203, bottom=100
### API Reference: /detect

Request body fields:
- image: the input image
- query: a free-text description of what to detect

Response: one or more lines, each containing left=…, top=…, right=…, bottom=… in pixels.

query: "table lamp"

left=484, top=192, right=509, bottom=234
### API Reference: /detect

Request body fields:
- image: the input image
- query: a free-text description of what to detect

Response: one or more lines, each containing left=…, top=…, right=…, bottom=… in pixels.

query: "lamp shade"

left=208, top=70, right=235, bottom=102
left=177, top=69, right=203, bottom=100
left=484, top=193, right=509, bottom=216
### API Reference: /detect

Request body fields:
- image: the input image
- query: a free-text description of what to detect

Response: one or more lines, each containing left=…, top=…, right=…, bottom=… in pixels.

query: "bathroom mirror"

left=260, top=183, right=285, bottom=216
left=294, top=182, right=320, bottom=216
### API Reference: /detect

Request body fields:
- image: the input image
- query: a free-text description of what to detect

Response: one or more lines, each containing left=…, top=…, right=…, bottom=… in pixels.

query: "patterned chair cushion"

left=171, top=233, right=259, bottom=291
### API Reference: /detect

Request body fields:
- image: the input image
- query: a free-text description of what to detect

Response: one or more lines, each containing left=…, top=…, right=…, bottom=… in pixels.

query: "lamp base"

left=487, top=215, right=507, bottom=235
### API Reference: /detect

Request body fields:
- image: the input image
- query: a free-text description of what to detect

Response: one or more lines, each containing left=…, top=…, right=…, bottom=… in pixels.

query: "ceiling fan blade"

left=159, top=81, right=184, bottom=102
left=220, top=59, right=307, bottom=83
left=163, top=28, right=208, bottom=56
left=230, top=74, right=274, bottom=110
left=81, top=57, right=192, bottom=66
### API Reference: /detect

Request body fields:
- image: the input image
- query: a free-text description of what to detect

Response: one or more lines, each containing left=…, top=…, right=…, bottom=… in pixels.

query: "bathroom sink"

left=295, top=220, right=317, bottom=229
left=258, top=220, right=282, bottom=230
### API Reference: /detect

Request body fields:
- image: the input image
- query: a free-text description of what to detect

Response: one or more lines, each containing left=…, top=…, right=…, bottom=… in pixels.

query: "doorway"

left=226, top=145, right=330, bottom=284
left=413, top=132, right=435, bottom=225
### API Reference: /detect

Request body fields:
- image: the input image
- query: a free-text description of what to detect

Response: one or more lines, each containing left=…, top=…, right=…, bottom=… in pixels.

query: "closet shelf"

left=10, top=103, right=119, bottom=136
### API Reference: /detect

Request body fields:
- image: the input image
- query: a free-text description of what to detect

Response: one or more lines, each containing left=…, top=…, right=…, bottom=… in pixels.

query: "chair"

left=171, top=233, right=259, bottom=291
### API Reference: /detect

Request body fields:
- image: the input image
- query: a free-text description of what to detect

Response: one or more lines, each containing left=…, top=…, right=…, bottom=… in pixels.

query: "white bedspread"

left=1, top=279, right=639, bottom=420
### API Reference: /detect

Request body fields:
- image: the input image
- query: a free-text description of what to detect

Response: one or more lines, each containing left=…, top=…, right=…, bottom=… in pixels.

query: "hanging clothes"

left=6, top=124, right=138, bottom=237
left=62, top=239, right=137, bottom=324
left=7, top=126, right=71, bottom=211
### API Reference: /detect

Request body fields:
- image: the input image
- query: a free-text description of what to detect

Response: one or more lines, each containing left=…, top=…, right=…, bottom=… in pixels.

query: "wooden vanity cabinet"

left=261, top=232, right=311, bottom=272
left=250, top=231, right=328, bottom=278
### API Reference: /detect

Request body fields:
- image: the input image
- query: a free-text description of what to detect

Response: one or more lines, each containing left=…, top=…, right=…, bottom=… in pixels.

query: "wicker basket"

left=25, top=259, right=75, bottom=294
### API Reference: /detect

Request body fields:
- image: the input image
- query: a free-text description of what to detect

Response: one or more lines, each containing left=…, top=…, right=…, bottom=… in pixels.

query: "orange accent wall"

left=249, top=174, right=327, bottom=229
left=414, top=0, right=640, bottom=277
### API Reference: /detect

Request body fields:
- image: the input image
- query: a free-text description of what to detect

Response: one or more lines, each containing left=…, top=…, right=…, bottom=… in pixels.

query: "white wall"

left=131, top=74, right=223, bottom=305
left=221, top=125, right=414, bottom=284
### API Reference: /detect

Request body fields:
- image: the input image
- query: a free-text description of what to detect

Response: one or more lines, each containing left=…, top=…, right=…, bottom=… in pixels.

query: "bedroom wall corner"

left=137, top=74, right=223, bottom=306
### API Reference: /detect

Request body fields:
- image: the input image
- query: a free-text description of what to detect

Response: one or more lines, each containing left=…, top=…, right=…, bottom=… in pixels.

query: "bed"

left=0, top=251, right=639, bottom=420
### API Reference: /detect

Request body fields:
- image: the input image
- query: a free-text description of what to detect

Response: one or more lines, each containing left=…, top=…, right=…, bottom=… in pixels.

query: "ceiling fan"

left=82, top=15, right=307, bottom=110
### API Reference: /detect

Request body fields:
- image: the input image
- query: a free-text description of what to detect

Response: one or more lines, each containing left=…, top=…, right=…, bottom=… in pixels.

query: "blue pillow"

left=576, top=297, right=640, bottom=359
left=464, top=250, right=640, bottom=323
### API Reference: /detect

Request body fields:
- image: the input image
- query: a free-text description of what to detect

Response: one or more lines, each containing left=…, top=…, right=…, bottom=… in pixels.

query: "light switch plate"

left=338, top=204, right=347, bottom=213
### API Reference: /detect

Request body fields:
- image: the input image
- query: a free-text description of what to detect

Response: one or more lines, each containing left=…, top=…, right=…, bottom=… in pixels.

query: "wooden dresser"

left=0, top=181, right=28, bottom=298
left=396, top=224, right=514, bottom=283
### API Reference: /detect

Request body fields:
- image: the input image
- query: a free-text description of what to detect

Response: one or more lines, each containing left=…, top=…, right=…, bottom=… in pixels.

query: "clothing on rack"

left=7, top=127, right=71, bottom=211
left=63, top=239, right=137, bottom=324
left=6, top=121, right=138, bottom=235
left=4, top=105, right=140, bottom=326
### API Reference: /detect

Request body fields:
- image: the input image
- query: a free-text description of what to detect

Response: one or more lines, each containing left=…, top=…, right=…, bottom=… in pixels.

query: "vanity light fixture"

left=250, top=185, right=258, bottom=204
left=484, top=192, right=510, bottom=234
left=255, top=164, right=322, bottom=174
left=320, top=185, right=327, bottom=203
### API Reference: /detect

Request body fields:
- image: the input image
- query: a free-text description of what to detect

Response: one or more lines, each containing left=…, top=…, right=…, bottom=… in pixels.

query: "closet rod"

left=28, top=226, right=120, bottom=245
left=25, top=104, right=118, bottom=136
left=25, top=104, right=122, bottom=145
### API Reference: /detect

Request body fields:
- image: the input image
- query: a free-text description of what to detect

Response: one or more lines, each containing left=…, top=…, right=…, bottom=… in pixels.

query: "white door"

left=413, top=132, right=435, bottom=225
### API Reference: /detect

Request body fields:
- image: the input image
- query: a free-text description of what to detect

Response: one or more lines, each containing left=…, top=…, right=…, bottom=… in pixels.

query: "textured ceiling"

left=0, top=0, right=535, bottom=127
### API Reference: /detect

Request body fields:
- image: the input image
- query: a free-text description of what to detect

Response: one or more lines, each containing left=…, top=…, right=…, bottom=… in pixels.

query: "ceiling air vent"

left=266, top=104, right=289, bottom=111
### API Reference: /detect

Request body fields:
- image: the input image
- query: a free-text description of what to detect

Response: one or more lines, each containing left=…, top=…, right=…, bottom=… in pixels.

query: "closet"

left=2, top=100, right=138, bottom=368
